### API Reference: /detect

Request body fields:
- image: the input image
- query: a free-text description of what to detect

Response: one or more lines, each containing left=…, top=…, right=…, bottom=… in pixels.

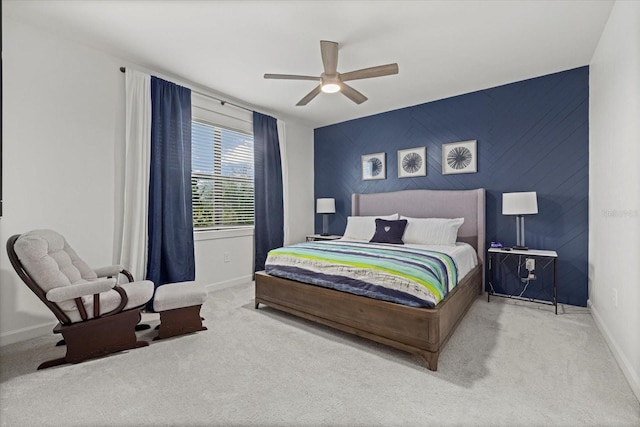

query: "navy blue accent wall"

left=314, top=67, right=589, bottom=306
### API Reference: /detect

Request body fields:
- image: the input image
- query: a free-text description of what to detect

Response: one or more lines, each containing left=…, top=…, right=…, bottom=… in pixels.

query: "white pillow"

left=342, top=214, right=399, bottom=241
left=400, top=216, right=464, bottom=246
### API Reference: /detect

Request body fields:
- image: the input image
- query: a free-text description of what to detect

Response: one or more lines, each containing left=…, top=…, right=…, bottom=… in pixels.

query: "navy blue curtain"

left=253, top=112, right=284, bottom=272
left=146, top=76, right=195, bottom=296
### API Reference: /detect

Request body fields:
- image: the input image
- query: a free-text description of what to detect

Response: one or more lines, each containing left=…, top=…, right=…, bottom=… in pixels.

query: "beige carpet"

left=1, top=281, right=639, bottom=426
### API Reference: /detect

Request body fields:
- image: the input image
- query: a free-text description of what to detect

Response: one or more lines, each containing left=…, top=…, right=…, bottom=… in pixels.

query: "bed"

left=255, top=188, right=485, bottom=370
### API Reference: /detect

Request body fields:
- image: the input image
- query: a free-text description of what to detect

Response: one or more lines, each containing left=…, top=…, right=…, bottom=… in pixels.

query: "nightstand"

left=306, top=234, right=342, bottom=242
left=487, top=247, right=558, bottom=314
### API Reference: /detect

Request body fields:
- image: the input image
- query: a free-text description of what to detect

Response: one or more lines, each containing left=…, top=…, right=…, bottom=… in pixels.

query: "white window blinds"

left=191, top=120, right=254, bottom=229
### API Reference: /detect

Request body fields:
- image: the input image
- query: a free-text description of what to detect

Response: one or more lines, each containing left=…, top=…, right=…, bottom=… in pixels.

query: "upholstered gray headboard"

left=352, top=189, right=486, bottom=267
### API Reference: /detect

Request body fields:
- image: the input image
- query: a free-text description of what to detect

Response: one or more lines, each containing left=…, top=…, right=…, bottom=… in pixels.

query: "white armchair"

left=7, top=229, right=154, bottom=369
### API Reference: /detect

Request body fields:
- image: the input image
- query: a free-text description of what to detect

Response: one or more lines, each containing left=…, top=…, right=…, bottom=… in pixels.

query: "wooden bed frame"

left=255, top=188, right=485, bottom=371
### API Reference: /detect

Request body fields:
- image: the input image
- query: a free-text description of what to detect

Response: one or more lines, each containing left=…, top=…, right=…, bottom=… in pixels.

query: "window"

left=191, top=120, right=254, bottom=229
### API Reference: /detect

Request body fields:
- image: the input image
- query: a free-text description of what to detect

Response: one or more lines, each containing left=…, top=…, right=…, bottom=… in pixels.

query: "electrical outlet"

left=612, top=288, right=618, bottom=307
left=224, top=252, right=230, bottom=263
left=526, top=258, right=535, bottom=271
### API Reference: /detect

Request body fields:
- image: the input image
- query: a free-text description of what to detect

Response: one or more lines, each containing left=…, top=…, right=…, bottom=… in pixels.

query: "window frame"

left=191, top=118, right=255, bottom=232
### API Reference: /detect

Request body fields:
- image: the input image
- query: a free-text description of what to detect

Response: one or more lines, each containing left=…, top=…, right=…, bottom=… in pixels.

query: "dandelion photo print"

left=442, top=140, right=477, bottom=174
left=398, top=147, right=426, bottom=178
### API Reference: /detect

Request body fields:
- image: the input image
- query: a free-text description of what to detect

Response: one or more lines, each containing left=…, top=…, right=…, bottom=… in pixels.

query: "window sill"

left=194, top=227, right=254, bottom=242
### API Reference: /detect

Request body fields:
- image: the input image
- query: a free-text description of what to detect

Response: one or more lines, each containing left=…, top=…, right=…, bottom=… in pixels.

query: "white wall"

left=0, top=17, right=315, bottom=345
left=280, top=118, right=315, bottom=245
left=0, top=18, right=125, bottom=343
left=589, top=0, right=640, bottom=402
left=193, top=229, right=255, bottom=291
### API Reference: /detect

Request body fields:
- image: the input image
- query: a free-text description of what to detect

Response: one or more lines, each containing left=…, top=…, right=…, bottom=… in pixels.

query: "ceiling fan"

left=264, top=40, right=399, bottom=106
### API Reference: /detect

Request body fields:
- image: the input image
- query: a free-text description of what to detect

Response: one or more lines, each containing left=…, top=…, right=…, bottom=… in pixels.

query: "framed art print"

left=361, top=152, right=386, bottom=180
left=442, top=140, right=477, bottom=174
left=398, top=147, right=426, bottom=178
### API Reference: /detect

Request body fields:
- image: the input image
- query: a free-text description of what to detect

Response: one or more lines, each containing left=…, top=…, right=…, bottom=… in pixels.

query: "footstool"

left=152, top=281, right=208, bottom=340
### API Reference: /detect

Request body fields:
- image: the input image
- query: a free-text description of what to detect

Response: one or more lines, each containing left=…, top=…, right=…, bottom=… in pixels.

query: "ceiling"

left=4, top=0, right=614, bottom=128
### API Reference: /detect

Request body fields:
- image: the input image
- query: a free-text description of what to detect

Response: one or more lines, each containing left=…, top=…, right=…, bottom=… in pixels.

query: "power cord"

left=517, top=255, right=532, bottom=296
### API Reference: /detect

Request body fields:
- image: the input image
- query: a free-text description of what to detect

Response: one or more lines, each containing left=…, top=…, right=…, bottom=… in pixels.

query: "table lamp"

left=316, top=198, right=336, bottom=236
left=502, top=192, right=538, bottom=250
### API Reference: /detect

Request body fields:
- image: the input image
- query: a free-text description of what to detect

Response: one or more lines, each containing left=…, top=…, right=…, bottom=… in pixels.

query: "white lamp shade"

left=316, top=198, right=336, bottom=214
left=502, top=192, right=538, bottom=215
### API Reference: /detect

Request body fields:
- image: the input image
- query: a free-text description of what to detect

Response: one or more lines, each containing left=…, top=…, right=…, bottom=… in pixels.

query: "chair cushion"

left=153, top=281, right=208, bottom=312
left=15, top=229, right=154, bottom=321
left=15, top=230, right=98, bottom=311
left=65, top=280, right=154, bottom=323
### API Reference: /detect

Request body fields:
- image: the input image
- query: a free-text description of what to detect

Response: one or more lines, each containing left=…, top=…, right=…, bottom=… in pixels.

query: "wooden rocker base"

left=38, top=308, right=148, bottom=370
left=154, top=305, right=207, bottom=340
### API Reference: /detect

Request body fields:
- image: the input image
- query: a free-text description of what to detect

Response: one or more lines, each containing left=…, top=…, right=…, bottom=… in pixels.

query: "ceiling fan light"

left=321, top=82, right=341, bottom=93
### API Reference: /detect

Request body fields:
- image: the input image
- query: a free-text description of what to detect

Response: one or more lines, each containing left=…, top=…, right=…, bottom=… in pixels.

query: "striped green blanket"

left=264, top=241, right=459, bottom=308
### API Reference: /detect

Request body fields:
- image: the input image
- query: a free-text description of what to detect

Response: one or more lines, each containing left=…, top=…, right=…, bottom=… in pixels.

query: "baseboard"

left=0, top=321, right=57, bottom=347
left=589, top=300, right=640, bottom=403
left=204, top=275, right=253, bottom=293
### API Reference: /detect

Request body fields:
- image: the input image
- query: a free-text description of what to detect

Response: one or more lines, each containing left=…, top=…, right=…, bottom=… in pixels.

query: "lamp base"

left=512, top=245, right=529, bottom=251
left=321, top=214, right=330, bottom=236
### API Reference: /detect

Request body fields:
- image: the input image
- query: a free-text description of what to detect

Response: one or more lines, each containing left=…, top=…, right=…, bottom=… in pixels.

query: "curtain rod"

left=120, top=67, right=254, bottom=114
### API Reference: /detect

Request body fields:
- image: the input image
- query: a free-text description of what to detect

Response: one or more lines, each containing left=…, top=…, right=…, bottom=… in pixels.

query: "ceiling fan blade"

left=320, top=40, right=339, bottom=75
left=340, top=83, right=368, bottom=104
left=264, top=73, right=320, bottom=81
left=296, top=85, right=322, bottom=106
left=340, top=63, right=399, bottom=82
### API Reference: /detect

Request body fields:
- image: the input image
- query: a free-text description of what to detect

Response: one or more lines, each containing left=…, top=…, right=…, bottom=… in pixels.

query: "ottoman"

left=152, top=281, right=208, bottom=340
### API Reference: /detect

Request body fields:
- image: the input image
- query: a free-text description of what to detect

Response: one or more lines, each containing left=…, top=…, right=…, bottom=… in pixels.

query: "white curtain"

left=118, top=69, right=151, bottom=281
left=277, top=119, right=289, bottom=245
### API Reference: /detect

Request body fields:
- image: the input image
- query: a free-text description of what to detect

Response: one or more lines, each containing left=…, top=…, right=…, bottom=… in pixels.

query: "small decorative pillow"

left=342, top=214, right=399, bottom=241
left=370, top=219, right=408, bottom=244
left=400, top=216, right=464, bottom=246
